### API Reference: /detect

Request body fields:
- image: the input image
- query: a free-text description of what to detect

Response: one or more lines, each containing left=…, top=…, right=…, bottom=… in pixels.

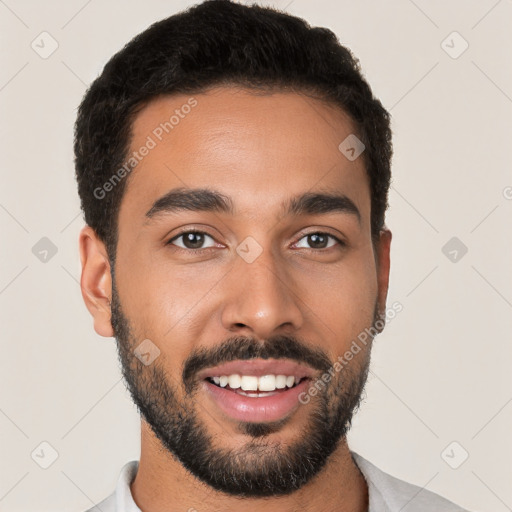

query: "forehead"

left=119, top=86, right=370, bottom=228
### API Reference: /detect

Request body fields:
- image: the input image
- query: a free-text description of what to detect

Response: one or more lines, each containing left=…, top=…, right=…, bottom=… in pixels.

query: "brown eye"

left=168, top=231, right=216, bottom=250
left=295, top=232, right=343, bottom=250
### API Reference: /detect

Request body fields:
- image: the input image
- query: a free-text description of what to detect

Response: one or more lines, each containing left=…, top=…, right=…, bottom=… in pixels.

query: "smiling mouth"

left=202, top=373, right=313, bottom=423
left=205, top=375, right=310, bottom=397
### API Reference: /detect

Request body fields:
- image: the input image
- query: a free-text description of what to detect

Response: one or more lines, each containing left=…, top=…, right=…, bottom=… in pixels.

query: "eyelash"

left=166, top=229, right=345, bottom=253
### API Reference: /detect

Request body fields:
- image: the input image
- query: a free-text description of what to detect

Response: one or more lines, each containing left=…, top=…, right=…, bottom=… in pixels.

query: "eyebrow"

left=144, top=187, right=361, bottom=225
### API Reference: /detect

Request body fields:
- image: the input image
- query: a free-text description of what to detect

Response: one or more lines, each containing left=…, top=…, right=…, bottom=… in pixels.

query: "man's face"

left=108, top=86, right=389, bottom=497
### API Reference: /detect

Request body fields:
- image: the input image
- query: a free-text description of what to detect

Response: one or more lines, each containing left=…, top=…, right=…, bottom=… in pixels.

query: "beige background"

left=1, top=1, right=511, bottom=511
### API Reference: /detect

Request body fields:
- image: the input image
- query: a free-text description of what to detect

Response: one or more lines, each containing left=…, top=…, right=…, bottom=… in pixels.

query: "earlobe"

left=78, top=225, right=114, bottom=338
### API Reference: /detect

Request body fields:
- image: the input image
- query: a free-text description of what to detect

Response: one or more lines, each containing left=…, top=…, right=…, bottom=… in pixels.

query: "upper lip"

left=198, top=358, right=316, bottom=380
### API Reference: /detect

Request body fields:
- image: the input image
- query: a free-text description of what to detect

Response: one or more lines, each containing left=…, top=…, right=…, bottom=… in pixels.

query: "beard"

left=110, top=274, right=381, bottom=498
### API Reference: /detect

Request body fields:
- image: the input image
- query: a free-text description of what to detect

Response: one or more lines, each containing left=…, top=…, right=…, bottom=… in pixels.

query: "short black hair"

left=74, top=0, right=392, bottom=265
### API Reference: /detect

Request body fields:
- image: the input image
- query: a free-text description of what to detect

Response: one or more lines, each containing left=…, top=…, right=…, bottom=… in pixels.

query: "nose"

left=220, top=247, right=304, bottom=340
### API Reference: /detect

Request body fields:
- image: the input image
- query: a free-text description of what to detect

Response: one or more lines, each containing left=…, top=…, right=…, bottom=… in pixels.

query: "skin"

left=79, top=86, right=392, bottom=512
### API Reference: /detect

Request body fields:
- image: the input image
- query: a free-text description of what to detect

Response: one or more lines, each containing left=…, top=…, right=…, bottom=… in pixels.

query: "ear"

left=375, top=228, right=392, bottom=318
left=78, top=225, right=114, bottom=337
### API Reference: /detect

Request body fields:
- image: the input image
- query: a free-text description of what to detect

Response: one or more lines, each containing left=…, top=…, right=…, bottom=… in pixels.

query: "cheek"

left=115, top=255, right=223, bottom=354
left=294, top=250, right=378, bottom=338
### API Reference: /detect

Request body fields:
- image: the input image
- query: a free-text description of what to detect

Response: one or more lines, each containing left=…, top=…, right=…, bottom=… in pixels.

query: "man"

left=76, top=1, right=470, bottom=510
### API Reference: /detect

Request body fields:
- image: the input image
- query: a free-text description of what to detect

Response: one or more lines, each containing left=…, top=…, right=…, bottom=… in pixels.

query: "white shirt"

left=84, top=451, right=471, bottom=511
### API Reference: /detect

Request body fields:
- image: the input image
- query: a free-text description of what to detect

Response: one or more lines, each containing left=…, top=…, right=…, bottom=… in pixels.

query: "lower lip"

left=202, top=378, right=311, bottom=423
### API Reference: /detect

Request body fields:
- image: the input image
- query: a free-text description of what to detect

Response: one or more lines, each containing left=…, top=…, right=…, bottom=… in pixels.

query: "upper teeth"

left=211, top=374, right=302, bottom=391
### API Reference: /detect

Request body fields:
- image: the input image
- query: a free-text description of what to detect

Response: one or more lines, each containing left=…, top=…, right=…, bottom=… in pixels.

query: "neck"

left=130, top=421, right=368, bottom=512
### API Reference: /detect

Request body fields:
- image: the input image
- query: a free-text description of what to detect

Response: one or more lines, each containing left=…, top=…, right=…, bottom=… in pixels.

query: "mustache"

left=182, top=334, right=333, bottom=392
